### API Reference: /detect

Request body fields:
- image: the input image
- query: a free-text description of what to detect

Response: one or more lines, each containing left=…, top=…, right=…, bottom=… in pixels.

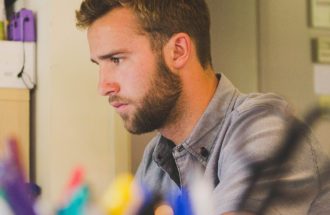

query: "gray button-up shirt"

left=135, top=73, right=328, bottom=214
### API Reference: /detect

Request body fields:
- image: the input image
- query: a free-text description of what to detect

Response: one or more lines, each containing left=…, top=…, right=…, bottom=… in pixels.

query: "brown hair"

left=76, top=0, right=212, bottom=68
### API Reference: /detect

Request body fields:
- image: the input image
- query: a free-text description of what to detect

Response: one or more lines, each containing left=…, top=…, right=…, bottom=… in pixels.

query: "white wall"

left=208, top=0, right=259, bottom=93
left=19, top=0, right=130, bottom=206
left=258, top=0, right=330, bottom=154
left=258, top=0, right=316, bottom=112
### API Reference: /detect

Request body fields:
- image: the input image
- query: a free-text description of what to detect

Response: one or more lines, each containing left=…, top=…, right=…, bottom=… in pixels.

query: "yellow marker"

left=101, top=174, right=135, bottom=215
left=0, top=0, right=5, bottom=40
left=0, top=21, right=5, bottom=40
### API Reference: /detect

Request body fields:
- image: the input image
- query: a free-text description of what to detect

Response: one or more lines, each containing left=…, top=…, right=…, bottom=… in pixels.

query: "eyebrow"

left=90, top=50, right=128, bottom=64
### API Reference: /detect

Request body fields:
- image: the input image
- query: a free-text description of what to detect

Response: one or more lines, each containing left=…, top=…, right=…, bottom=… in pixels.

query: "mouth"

left=111, top=101, right=128, bottom=111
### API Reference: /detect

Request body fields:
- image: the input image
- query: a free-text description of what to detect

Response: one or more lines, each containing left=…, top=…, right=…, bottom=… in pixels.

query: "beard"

left=111, top=55, right=182, bottom=134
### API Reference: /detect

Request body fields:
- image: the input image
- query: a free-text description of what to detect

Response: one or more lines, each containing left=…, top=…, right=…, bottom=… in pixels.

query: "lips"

left=111, top=101, right=128, bottom=111
left=108, top=95, right=130, bottom=111
left=111, top=102, right=125, bottom=108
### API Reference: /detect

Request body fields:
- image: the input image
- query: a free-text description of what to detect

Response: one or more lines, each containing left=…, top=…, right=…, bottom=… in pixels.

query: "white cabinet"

left=0, top=41, right=36, bottom=89
left=0, top=41, right=34, bottom=177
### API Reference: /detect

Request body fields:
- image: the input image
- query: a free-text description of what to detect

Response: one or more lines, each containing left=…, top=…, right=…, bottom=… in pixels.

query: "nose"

left=98, top=68, right=120, bottom=96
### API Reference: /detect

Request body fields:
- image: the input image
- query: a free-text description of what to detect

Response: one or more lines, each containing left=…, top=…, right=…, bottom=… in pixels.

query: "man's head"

left=76, top=0, right=212, bottom=134
left=76, top=0, right=212, bottom=69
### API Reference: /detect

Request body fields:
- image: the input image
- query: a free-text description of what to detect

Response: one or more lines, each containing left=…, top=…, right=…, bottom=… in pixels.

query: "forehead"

left=87, top=7, right=152, bottom=59
left=87, top=7, right=143, bottom=40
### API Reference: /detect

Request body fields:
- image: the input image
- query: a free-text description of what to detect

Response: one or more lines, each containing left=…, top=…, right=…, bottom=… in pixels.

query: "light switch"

left=314, top=64, right=330, bottom=95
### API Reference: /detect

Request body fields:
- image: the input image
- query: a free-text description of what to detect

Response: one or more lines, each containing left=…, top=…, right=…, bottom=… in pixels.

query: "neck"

left=159, top=66, right=218, bottom=145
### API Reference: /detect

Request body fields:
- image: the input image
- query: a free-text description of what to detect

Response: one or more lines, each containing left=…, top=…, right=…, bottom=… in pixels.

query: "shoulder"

left=228, top=92, right=293, bottom=134
left=228, top=93, right=293, bottom=140
left=220, top=93, right=294, bottom=163
left=234, top=92, right=291, bottom=117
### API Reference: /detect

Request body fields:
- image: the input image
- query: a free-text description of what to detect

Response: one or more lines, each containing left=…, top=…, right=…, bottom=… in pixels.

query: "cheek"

left=124, top=76, right=151, bottom=101
left=119, top=60, right=157, bottom=98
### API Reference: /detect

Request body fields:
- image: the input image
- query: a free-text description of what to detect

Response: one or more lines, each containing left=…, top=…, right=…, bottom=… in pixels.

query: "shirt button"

left=200, top=147, right=209, bottom=159
left=177, top=145, right=184, bottom=152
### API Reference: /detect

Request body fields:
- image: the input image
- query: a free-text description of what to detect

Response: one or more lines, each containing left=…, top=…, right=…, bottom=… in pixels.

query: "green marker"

left=57, top=184, right=90, bottom=215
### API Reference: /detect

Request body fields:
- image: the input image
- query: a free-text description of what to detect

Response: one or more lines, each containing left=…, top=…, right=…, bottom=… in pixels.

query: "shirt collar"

left=182, top=73, right=240, bottom=164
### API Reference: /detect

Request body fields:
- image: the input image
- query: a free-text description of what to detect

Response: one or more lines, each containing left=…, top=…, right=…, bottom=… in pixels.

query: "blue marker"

left=168, top=188, right=194, bottom=215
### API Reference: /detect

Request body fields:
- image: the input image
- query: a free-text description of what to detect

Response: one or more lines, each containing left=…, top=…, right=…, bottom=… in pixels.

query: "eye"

left=110, top=57, right=121, bottom=65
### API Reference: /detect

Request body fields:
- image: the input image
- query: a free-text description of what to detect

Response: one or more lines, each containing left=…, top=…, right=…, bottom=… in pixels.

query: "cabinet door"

left=0, top=89, right=29, bottom=176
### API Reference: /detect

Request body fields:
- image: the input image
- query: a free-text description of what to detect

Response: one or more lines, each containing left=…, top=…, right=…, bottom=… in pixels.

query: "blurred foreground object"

left=56, top=167, right=90, bottom=215
left=239, top=103, right=330, bottom=215
left=0, top=137, right=36, bottom=215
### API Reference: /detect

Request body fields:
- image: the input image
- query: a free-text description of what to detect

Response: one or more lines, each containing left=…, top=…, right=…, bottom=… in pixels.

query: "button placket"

left=172, top=145, right=188, bottom=188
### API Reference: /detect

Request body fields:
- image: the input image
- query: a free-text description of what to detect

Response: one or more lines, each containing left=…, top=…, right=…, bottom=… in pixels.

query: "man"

left=76, top=0, right=328, bottom=214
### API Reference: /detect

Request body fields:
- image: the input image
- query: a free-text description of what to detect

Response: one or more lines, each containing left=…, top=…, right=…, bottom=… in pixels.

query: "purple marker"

left=12, top=8, right=36, bottom=42
left=0, top=138, right=37, bottom=215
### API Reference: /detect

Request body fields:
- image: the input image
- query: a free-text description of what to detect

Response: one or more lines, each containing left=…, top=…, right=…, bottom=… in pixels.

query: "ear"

left=163, top=33, right=191, bottom=70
